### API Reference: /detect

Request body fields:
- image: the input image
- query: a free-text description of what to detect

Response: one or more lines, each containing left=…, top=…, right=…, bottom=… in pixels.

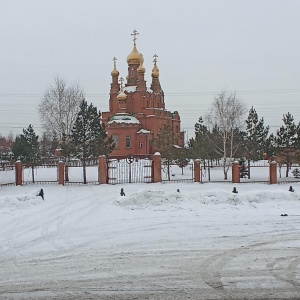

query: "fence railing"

left=22, top=165, right=58, bottom=185
left=0, top=165, right=15, bottom=186
left=161, top=163, right=194, bottom=183
left=1, top=159, right=298, bottom=186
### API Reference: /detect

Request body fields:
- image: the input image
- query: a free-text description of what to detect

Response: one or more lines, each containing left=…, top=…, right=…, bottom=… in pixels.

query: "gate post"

left=15, top=160, right=22, bottom=186
left=152, top=152, right=162, bottom=183
left=269, top=161, right=277, bottom=184
left=58, top=161, right=65, bottom=185
left=232, top=161, right=240, bottom=183
left=194, top=159, right=201, bottom=182
left=98, top=155, right=107, bottom=184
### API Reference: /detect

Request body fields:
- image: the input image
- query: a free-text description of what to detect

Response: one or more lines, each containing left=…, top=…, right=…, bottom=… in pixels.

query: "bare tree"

left=206, top=91, right=246, bottom=179
left=39, top=77, right=84, bottom=139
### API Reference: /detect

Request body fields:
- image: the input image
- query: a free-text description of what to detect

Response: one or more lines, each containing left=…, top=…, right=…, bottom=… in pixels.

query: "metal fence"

left=0, top=164, right=15, bottom=186
left=22, top=165, right=58, bottom=185
left=107, top=158, right=152, bottom=184
left=201, top=165, right=231, bottom=183
left=65, top=165, right=98, bottom=185
left=161, top=163, right=194, bottom=183
left=2, top=159, right=300, bottom=186
left=278, top=164, right=300, bottom=183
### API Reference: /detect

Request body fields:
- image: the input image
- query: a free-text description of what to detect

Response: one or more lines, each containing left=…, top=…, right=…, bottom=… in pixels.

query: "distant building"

left=101, top=30, right=184, bottom=157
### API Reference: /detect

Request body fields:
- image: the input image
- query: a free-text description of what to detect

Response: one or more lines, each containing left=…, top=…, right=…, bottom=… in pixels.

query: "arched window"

left=126, top=136, right=131, bottom=148
left=112, top=135, right=119, bottom=149
left=131, top=68, right=134, bottom=78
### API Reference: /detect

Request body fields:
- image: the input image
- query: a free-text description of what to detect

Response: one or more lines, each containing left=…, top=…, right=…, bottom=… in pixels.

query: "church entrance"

left=106, top=156, right=152, bottom=184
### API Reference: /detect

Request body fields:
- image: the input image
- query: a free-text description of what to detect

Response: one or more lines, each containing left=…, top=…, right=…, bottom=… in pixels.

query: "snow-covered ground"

left=0, top=181, right=300, bottom=299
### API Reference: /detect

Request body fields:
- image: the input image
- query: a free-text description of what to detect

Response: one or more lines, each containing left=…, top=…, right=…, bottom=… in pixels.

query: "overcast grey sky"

left=1, top=0, right=300, bottom=138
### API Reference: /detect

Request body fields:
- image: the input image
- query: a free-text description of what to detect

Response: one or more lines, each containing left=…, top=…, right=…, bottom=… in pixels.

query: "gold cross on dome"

left=131, top=29, right=139, bottom=45
left=119, top=77, right=124, bottom=87
left=153, top=54, right=158, bottom=65
left=113, top=57, right=117, bottom=68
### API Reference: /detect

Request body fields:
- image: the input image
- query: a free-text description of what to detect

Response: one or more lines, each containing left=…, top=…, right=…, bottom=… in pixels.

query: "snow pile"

left=115, top=188, right=300, bottom=210
left=0, top=190, right=43, bottom=210
left=115, top=190, right=185, bottom=209
left=194, top=189, right=300, bottom=206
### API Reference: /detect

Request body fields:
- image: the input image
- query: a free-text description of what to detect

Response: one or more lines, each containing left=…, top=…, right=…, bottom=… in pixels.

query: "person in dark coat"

left=232, top=187, right=238, bottom=194
left=37, top=188, right=44, bottom=200
left=120, top=188, right=125, bottom=196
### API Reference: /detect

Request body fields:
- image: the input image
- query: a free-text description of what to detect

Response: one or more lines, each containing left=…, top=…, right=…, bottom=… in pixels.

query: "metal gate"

left=161, top=163, right=194, bottom=182
left=107, top=156, right=152, bottom=184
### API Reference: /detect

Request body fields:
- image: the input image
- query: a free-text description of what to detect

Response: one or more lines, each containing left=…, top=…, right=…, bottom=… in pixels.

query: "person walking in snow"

left=37, top=188, right=44, bottom=200
left=120, top=188, right=125, bottom=196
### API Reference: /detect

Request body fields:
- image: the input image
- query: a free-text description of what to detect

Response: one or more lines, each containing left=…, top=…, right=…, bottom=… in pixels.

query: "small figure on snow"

left=177, top=189, right=180, bottom=193
left=232, top=187, right=238, bottom=194
left=37, top=188, right=44, bottom=200
left=120, top=188, right=125, bottom=196
left=289, top=186, right=294, bottom=192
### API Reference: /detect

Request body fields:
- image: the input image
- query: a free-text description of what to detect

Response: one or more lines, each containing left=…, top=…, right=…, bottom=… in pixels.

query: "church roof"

left=136, top=129, right=152, bottom=134
left=124, top=86, right=137, bottom=93
left=108, top=114, right=140, bottom=125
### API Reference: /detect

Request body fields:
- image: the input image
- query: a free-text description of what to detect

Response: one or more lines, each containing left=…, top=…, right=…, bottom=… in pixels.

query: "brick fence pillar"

left=152, top=152, right=162, bottom=183
left=232, top=161, right=240, bottom=183
left=269, top=161, right=277, bottom=184
left=15, top=160, right=22, bottom=186
left=194, top=159, right=201, bottom=182
left=58, top=161, right=65, bottom=185
left=98, top=155, right=107, bottom=184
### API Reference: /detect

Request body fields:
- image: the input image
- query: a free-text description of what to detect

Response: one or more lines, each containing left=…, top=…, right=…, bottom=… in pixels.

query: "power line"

left=1, top=88, right=300, bottom=97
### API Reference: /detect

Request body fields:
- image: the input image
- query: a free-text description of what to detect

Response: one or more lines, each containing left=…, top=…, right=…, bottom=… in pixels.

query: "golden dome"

left=137, top=54, right=145, bottom=73
left=127, top=45, right=141, bottom=65
left=111, top=66, right=119, bottom=76
left=111, top=57, right=119, bottom=76
left=117, top=87, right=127, bottom=101
left=151, top=64, right=159, bottom=78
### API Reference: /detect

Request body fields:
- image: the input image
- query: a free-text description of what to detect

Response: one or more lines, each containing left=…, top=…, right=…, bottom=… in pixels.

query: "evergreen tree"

left=264, top=133, right=276, bottom=160
left=244, top=107, right=269, bottom=161
left=154, top=121, right=179, bottom=180
left=275, top=112, right=300, bottom=177
left=175, top=147, right=190, bottom=175
left=188, top=117, right=210, bottom=159
left=70, top=99, right=114, bottom=184
left=12, top=124, right=40, bottom=183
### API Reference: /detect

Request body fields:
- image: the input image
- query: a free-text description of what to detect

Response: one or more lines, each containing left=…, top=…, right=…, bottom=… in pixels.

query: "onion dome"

left=127, top=44, right=141, bottom=65
left=111, top=67, right=119, bottom=76
left=117, top=77, right=127, bottom=101
left=137, top=53, right=145, bottom=73
left=117, top=90, right=127, bottom=101
left=111, top=57, right=119, bottom=76
left=111, top=66, right=119, bottom=76
left=151, top=54, right=159, bottom=78
left=151, top=64, right=159, bottom=78
left=127, top=30, right=141, bottom=64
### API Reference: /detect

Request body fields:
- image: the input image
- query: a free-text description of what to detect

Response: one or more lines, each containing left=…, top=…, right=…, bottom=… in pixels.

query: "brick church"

left=101, top=30, right=184, bottom=157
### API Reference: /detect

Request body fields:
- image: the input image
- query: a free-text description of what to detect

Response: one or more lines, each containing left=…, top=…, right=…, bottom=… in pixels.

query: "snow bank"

left=115, top=190, right=185, bottom=209
left=0, top=190, right=43, bottom=210
left=115, top=188, right=300, bottom=210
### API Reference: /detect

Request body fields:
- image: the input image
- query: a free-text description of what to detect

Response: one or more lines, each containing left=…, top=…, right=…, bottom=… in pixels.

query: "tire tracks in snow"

left=198, top=231, right=300, bottom=298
